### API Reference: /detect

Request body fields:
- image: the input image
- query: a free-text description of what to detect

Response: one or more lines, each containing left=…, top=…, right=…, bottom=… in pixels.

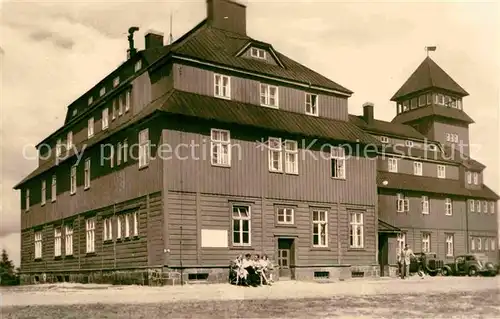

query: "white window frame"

left=64, top=225, right=73, bottom=256
left=380, top=136, right=389, bottom=144
left=397, top=193, right=409, bottom=213
left=483, top=201, right=488, bottom=213
left=250, top=47, right=266, bottom=59
left=84, top=158, right=91, bottom=190
left=476, top=200, right=481, bottom=213
left=437, top=165, right=446, bottom=179
left=113, top=76, right=120, bottom=87
left=41, top=180, right=46, bottom=206
left=284, top=140, right=298, bottom=174
left=25, top=188, right=30, bottom=210
left=467, top=172, right=472, bottom=184
left=452, top=134, right=458, bottom=143
left=110, top=146, right=115, bottom=168
left=388, top=158, right=398, bottom=173
left=117, top=142, right=122, bottom=165
left=445, top=198, right=453, bottom=216
left=232, top=205, right=251, bottom=246
left=99, top=87, right=106, bottom=97
left=86, top=218, right=96, bottom=253
left=214, top=74, right=231, bottom=99
left=331, top=146, right=346, bottom=179
left=112, top=99, right=117, bottom=120
left=422, top=233, right=431, bottom=253
left=88, top=96, right=93, bottom=106
left=54, top=227, right=62, bottom=257
left=426, top=93, right=432, bottom=105
left=490, top=202, right=495, bottom=214
left=305, top=93, right=319, bottom=116
left=418, top=95, right=426, bottom=106
left=268, top=137, right=282, bottom=172
left=88, top=117, right=94, bottom=138
left=34, top=231, right=42, bottom=259
left=445, top=234, right=454, bottom=257
left=210, top=129, right=231, bottom=167
left=469, top=200, right=475, bottom=212
left=277, top=207, right=294, bottom=225
left=491, top=238, right=496, bottom=250
left=484, top=238, right=489, bottom=251
left=51, top=175, right=57, bottom=202
left=123, top=139, right=129, bottom=163
left=312, top=210, right=328, bottom=248
left=56, top=139, right=62, bottom=157
left=405, top=140, right=414, bottom=147
left=477, top=237, right=482, bottom=251
left=125, top=214, right=130, bottom=238
left=421, top=196, right=429, bottom=214
left=117, top=216, right=122, bottom=239
left=70, top=165, right=77, bottom=195
left=103, top=217, right=113, bottom=241
left=125, top=91, right=131, bottom=112
left=67, top=131, right=73, bottom=151
left=260, top=83, right=279, bottom=108
left=397, top=232, right=406, bottom=257
left=132, top=212, right=138, bottom=237
left=135, top=60, right=142, bottom=72
left=473, top=172, right=479, bottom=185
left=471, top=236, right=475, bottom=251
left=118, top=94, right=124, bottom=116
left=349, top=211, right=364, bottom=249
left=102, top=108, right=109, bottom=130
left=138, top=129, right=150, bottom=169
left=413, top=161, right=422, bottom=176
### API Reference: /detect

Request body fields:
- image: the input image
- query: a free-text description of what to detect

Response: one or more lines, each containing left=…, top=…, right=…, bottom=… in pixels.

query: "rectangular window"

left=445, top=133, right=450, bottom=142
left=84, top=158, right=91, bottom=189
left=473, top=172, right=479, bottom=185
left=123, top=139, right=128, bottom=163
left=54, top=227, right=62, bottom=257
left=437, top=94, right=444, bottom=105
left=67, top=131, right=73, bottom=150
left=125, top=91, right=131, bottom=112
left=397, top=232, right=406, bottom=257
left=51, top=175, right=56, bottom=202
left=250, top=47, right=266, bottom=59
left=418, top=95, right=426, bottom=106
left=410, top=98, right=417, bottom=109
left=490, top=202, right=495, bottom=214
left=135, top=60, right=142, bottom=72
left=484, top=238, right=489, bottom=251
left=88, top=96, right=93, bottom=106
left=476, top=200, right=481, bottom=213
left=305, top=93, right=319, bottom=116
left=471, top=237, right=475, bottom=251
left=119, top=94, right=125, bottom=116
left=477, top=238, right=482, bottom=251
left=445, top=198, right=453, bottom=216
left=65, top=225, right=73, bottom=256
left=132, top=212, right=138, bottom=237
left=125, top=213, right=130, bottom=238
left=402, top=101, right=409, bottom=111
left=117, top=142, right=122, bottom=165
left=349, top=211, right=364, bottom=249
left=284, top=140, right=298, bottom=174
left=138, top=129, right=150, bottom=168
left=260, top=84, right=279, bottom=108
left=87, top=117, right=94, bottom=138
left=210, top=129, right=231, bottom=167
left=277, top=207, right=294, bottom=225
left=41, top=180, right=46, bottom=206
left=214, top=74, right=231, bottom=99
left=70, top=165, right=77, bottom=195
left=405, top=140, right=414, bottom=147
left=34, top=231, right=42, bottom=259
left=312, top=210, right=328, bottom=247
left=103, top=218, right=113, bottom=241
left=268, top=137, right=282, bottom=172
left=457, top=99, right=462, bottom=109
left=99, top=87, right=106, bottom=97
left=467, top=172, right=472, bottom=184
left=397, top=193, right=409, bottom=212
left=117, top=216, right=122, bottom=239
left=110, top=146, right=115, bottom=168
left=112, top=99, right=117, bottom=120
left=56, top=139, right=62, bottom=157
left=413, top=161, right=422, bottom=176
left=86, top=218, right=96, bottom=253
left=422, top=233, right=431, bottom=253
left=437, top=165, right=446, bottom=179
left=421, top=196, right=429, bottom=214
left=25, top=188, right=30, bottom=210
left=445, top=234, right=454, bottom=257
left=113, top=76, right=120, bottom=87
left=102, top=108, right=109, bottom=130
left=452, top=134, right=458, bottom=143
left=331, top=146, right=346, bottom=179
left=426, top=93, right=432, bottom=105
left=388, top=158, right=398, bottom=172
left=469, top=200, right=475, bottom=212
left=232, top=205, right=251, bottom=246
left=483, top=201, right=488, bottom=213
left=491, top=238, right=496, bottom=250
left=444, top=95, right=451, bottom=106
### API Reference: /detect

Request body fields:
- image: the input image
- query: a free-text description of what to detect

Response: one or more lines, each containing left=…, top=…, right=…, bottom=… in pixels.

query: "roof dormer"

left=236, top=42, right=285, bottom=68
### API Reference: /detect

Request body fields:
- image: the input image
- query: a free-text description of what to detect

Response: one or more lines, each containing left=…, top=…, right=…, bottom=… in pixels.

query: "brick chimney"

left=206, top=0, right=246, bottom=35
left=145, top=30, right=164, bottom=49
left=363, top=102, right=374, bottom=125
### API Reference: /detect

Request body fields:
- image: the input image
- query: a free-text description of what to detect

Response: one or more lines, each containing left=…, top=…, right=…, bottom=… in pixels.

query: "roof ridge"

left=426, top=56, right=435, bottom=87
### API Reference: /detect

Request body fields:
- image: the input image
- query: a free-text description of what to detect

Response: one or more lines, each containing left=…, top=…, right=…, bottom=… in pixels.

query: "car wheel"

left=468, top=267, right=477, bottom=277
left=441, top=268, right=449, bottom=276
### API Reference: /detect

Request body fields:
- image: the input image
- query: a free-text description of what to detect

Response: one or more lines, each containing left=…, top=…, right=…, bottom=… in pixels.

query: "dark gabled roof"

left=378, top=219, right=401, bottom=233
left=377, top=171, right=499, bottom=200
left=348, top=115, right=427, bottom=140
left=170, top=21, right=352, bottom=95
left=391, top=105, right=474, bottom=125
left=160, top=90, right=379, bottom=146
left=391, top=56, right=469, bottom=101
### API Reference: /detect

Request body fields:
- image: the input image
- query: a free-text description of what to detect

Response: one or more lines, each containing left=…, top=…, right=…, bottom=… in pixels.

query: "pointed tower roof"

left=391, top=57, right=469, bottom=101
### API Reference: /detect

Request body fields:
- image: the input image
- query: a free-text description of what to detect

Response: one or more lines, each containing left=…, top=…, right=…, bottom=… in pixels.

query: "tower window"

left=418, top=95, right=426, bottom=106
left=426, top=93, right=432, bottom=105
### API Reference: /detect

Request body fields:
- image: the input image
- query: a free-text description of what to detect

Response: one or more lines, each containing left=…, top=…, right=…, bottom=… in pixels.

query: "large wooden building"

left=14, top=0, right=498, bottom=285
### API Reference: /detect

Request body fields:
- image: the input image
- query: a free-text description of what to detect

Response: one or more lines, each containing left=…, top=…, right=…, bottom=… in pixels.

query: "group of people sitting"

left=229, top=253, right=274, bottom=287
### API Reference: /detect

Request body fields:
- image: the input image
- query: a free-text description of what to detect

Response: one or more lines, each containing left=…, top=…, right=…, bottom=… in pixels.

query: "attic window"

left=135, top=60, right=142, bottom=72
left=380, top=136, right=389, bottom=144
left=113, top=76, right=120, bottom=88
left=88, top=96, right=93, bottom=106
left=99, top=87, right=106, bottom=97
left=251, top=47, right=266, bottom=60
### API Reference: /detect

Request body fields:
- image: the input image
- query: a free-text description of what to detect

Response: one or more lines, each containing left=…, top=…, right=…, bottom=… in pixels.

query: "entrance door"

left=277, top=238, right=295, bottom=279
left=378, top=234, right=389, bottom=276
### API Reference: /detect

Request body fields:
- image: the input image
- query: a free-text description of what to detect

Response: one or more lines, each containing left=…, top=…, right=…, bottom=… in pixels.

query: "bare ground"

left=1, top=276, right=499, bottom=318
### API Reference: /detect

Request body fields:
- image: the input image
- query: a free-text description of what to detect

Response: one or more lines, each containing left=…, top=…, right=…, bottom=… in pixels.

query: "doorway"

left=378, top=234, right=389, bottom=276
left=277, top=238, right=295, bottom=280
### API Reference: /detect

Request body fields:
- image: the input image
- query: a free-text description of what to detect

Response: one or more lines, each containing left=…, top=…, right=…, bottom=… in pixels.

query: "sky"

left=1, top=0, right=499, bottom=266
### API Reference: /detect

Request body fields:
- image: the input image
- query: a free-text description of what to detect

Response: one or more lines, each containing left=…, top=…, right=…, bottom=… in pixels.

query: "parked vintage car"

left=409, top=252, right=444, bottom=276
left=441, top=254, right=497, bottom=277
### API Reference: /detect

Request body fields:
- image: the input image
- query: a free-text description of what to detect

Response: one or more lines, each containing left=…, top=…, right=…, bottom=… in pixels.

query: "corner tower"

left=390, top=56, right=473, bottom=155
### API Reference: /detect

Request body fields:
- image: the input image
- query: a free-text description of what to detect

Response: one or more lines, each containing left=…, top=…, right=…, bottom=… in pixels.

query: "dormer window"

left=305, top=93, right=318, bottom=116
left=260, top=84, right=279, bottom=108
left=99, top=87, right=106, bottom=97
left=88, top=96, right=93, bottom=106
left=135, top=60, right=142, bottom=72
left=250, top=47, right=266, bottom=60
left=72, top=109, right=77, bottom=116
left=113, top=76, right=120, bottom=88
